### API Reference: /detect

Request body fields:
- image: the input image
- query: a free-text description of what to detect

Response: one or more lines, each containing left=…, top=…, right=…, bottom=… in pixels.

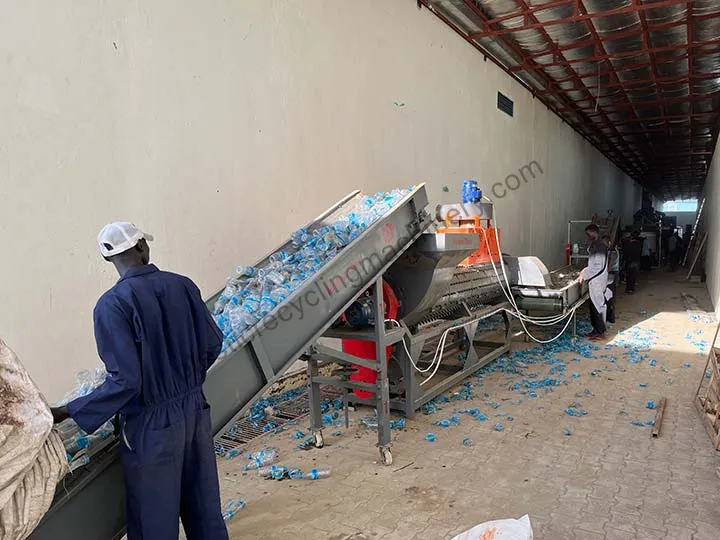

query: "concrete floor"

left=218, top=271, right=720, bottom=540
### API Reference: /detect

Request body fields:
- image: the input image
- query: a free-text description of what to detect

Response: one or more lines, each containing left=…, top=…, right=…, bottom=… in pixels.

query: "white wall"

left=704, top=137, right=720, bottom=314
left=0, top=0, right=640, bottom=399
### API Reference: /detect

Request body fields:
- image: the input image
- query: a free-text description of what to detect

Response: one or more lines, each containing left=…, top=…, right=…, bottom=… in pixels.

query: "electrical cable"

left=480, top=227, right=579, bottom=327
left=479, top=194, right=584, bottom=343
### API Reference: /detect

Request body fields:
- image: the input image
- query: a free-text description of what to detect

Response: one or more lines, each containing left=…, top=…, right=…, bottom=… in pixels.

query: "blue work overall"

left=67, top=264, right=228, bottom=540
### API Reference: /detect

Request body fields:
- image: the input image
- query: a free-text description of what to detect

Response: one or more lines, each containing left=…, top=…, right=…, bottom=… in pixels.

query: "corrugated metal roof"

left=422, top=0, right=720, bottom=199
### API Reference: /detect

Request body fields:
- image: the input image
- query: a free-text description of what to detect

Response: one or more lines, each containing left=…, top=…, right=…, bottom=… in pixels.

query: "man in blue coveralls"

left=51, top=222, right=228, bottom=540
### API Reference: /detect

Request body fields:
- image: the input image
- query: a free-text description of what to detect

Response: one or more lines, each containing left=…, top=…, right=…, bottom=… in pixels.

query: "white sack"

left=0, top=339, right=68, bottom=540
left=452, top=514, right=533, bottom=540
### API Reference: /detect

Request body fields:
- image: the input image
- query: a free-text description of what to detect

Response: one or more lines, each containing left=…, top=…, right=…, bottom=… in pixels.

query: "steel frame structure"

left=420, top=0, right=720, bottom=199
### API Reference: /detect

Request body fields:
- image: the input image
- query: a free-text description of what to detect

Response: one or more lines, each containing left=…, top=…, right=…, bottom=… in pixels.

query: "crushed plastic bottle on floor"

left=301, top=468, right=331, bottom=480
left=222, top=499, right=247, bottom=521
left=258, top=465, right=289, bottom=480
left=243, top=448, right=278, bottom=470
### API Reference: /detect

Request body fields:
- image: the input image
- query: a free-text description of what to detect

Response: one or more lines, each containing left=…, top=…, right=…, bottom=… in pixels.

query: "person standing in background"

left=640, top=234, right=652, bottom=272
left=623, top=230, right=643, bottom=294
left=667, top=231, right=680, bottom=271
left=602, top=234, right=619, bottom=324
left=579, top=224, right=612, bottom=339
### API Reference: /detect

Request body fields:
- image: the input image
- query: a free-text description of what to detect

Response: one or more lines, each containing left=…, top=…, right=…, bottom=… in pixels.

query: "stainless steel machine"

left=29, top=185, right=582, bottom=539
left=308, top=230, right=512, bottom=465
left=508, top=257, right=589, bottom=339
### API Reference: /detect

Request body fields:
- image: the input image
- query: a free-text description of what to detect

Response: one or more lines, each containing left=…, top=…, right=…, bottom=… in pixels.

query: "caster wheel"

left=313, top=431, right=324, bottom=449
left=380, top=447, right=393, bottom=466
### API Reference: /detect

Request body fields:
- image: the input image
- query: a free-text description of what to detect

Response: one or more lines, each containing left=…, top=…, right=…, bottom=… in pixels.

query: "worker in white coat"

left=579, top=224, right=612, bottom=340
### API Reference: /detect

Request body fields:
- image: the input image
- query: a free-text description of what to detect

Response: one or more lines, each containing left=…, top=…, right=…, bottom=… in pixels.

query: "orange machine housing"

left=437, top=215, right=501, bottom=266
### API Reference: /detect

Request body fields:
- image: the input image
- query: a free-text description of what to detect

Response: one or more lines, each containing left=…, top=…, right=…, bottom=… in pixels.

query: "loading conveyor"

left=29, top=185, right=432, bottom=540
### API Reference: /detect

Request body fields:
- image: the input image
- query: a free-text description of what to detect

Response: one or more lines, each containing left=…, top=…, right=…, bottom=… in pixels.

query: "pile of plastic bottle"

left=55, top=368, right=114, bottom=470
left=212, top=188, right=412, bottom=351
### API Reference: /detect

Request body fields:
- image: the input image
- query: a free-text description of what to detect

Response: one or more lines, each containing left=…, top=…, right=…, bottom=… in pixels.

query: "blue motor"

left=461, top=179, right=482, bottom=203
left=345, top=296, right=375, bottom=328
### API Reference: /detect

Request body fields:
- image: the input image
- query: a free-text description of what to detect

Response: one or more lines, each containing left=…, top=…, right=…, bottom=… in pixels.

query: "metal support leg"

left=343, top=389, right=350, bottom=429
left=572, top=311, right=577, bottom=344
left=373, top=279, right=393, bottom=466
left=401, top=335, right=424, bottom=419
left=502, top=310, right=511, bottom=347
left=306, top=356, right=324, bottom=448
left=463, top=321, right=480, bottom=368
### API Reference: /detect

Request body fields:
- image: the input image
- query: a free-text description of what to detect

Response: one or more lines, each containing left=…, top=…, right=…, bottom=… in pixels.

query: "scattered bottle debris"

left=301, top=468, right=331, bottom=480
left=390, top=418, right=406, bottom=430
left=243, top=448, right=278, bottom=470
left=258, top=465, right=289, bottom=480
left=222, top=499, right=247, bottom=521
left=296, top=436, right=316, bottom=450
left=224, top=448, right=242, bottom=460
left=457, top=408, right=488, bottom=421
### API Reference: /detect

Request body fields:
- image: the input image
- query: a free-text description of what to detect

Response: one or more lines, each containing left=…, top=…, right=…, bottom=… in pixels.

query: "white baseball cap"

left=97, top=222, right=154, bottom=257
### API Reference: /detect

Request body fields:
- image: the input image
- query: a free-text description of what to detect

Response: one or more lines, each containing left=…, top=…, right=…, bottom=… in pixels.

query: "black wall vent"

left=497, top=91, right=514, bottom=117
